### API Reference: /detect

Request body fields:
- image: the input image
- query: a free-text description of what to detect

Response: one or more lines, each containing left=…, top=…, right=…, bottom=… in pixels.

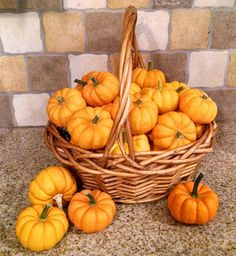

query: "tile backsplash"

left=0, top=0, right=236, bottom=127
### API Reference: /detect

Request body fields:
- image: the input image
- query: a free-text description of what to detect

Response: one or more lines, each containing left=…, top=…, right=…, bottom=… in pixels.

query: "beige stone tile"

left=0, top=0, right=17, bottom=9
left=19, top=0, right=62, bottom=9
left=153, top=0, right=193, bottom=8
left=194, top=0, right=234, bottom=7
left=188, top=51, right=228, bottom=87
left=108, top=0, right=149, bottom=8
left=0, top=95, right=14, bottom=127
left=43, top=12, right=85, bottom=52
left=211, top=11, right=236, bottom=49
left=0, top=56, right=27, bottom=92
left=171, top=9, right=211, bottom=50
left=64, top=0, right=106, bottom=9
left=228, top=53, right=236, bottom=86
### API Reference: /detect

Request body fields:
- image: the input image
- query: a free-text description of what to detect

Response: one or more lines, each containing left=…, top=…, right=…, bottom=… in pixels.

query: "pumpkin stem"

left=148, top=61, right=153, bottom=71
left=91, top=77, right=99, bottom=87
left=53, top=194, right=63, bottom=210
left=202, top=94, right=208, bottom=100
left=91, top=115, right=100, bottom=124
left=74, top=79, right=87, bottom=87
left=176, top=130, right=184, bottom=139
left=40, top=204, right=52, bottom=220
left=85, top=192, right=96, bottom=205
left=176, top=86, right=185, bottom=93
left=134, top=98, right=143, bottom=106
left=191, top=173, right=204, bottom=198
left=56, top=96, right=65, bottom=104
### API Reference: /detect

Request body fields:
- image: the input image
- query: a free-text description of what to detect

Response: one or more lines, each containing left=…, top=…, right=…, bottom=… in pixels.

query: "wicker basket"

left=45, top=6, right=217, bottom=203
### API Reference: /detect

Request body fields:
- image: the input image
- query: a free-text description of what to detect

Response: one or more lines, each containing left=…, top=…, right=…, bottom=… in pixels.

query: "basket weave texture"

left=45, top=6, right=217, bottom=203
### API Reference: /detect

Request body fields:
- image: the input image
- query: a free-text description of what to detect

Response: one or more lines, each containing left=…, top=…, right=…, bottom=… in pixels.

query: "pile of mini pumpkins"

left=15, top=166, right=219, bottom=252
left=47, top=62, right=217, bottom=152
left=16, top=166, right=116, bottom=252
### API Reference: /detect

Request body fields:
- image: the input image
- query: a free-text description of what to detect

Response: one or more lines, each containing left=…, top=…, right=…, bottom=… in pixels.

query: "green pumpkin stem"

left=91, top=115, right=100, bottom=124
left=176, top=86, right=185, bottom=93
left=85, top=192, right=96, bottom=205
left=91, top=77, right=99, bottom=87
left=191, top=173, right=204, bottom=198
left=56, top=96, right=65, bottom=104
left=148, top=61, right=153, bottom=71
left=74, top=79, right=87, bottom=87
left=40, top=204, right=52, bottom=220
left=176, top=130, right=184, bottom=139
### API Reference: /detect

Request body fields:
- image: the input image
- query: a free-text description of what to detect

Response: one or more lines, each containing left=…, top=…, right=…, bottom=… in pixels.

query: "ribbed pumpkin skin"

left=164, top=81, right=189, bottom=95
left=179, top=89, right=217, bottom=124
left=81, top=72, right=119, bottom=107
left=110, top=134, right=150, bottom=154
left=152, top=111, right=196, bottom=150
left=68, top=189, right=116, bottom=233
left=141, top=87, right=179, bottom=114
left=196, top=123, right=205, bottom=138
left=67, top=107, right=113, bottom=150
left=129, top=93, right=158, bottom=135
left=28, top=166, right=77, bottom=205
left=132, top=67, right=166, bottom=88
left=16, top=205, right=68, bottom=252
left=167, top=182, right=219, bottom=224
left=47, top=88, right=86, bottom=127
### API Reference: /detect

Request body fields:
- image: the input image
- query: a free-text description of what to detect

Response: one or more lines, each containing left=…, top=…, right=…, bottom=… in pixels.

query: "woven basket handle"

left=100, top=6, right=144, bottom=167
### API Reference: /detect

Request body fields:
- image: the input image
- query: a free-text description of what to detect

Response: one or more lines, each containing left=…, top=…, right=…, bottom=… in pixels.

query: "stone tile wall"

left=0, top=0, right=235, bottom=127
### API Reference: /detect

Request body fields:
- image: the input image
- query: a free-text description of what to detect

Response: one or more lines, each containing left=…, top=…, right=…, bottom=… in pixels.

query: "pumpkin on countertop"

left=67, top=106, right=113, bottom=150
left=28, top=166, right=77, bottom=209
left=179, top=88, right=217, bottom=124
left=132, top=62, right=165, bottom=88
left=47, top=88, right=86, bottom=128
left=68, top=189, right=116, bottom=233
left=16, top=204, right=68, bottom=252
left=141, top=82, right=179, bottom=114
left=152, top=111, right=196, bottom=150
left=76, top=71, right=119, bottom=107
left=167, top=173, right=219, bottom=224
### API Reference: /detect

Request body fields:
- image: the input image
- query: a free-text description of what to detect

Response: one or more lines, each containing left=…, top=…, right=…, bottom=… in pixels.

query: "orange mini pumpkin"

left=129, top=93, right=158, bottom=135
left=68, top=189, right=116, bottom=233
left=179, top=89, right=217, bottom=124
left=67, top=107, right=113, bottom=150
left=168, top=173, right=219, bottom=224
left=141, top=83, right=179, bottom=114
left=76, top=72, right=119, bottom=107
left=132, top=62, right=165, bottom=88
left=152, top=111, right=196, bottom=150
left=47, top=88, right=86, bottom=127
left=164, top=81, right=189, bottom=95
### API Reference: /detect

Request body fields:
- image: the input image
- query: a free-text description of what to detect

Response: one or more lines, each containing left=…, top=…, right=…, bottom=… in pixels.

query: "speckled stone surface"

left=0, top=123, right=236, bottom=256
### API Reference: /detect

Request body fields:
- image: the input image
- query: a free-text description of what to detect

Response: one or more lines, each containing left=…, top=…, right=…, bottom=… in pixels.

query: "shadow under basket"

left=44, top=6, right=217, bottom=203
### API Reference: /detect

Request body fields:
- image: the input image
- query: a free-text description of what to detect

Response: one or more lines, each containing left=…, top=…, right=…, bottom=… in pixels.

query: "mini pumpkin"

left=141, top=83, right=179, bottom=114
left=167, top=173, right=219, bottom=224
left=179, top=89, right=217, bottom=124
left=16, top=204, right=68, bottom=252
left=164, top=81, right=189, bottom=95
left=67, top=107, right=113, bottom=150
left=110, top=134, right=150, bottom=154
left=76, top=72, right=119, bottom=107
left=129, top=93, right=158, bottom=135
left=152, top=111, right=196, bottom=150
left=196, top=123, right=205, bottom=139
left=29, top=166, right=77, bottom=209
left=47, top=88, right=86, bottom=127
left=132, top=62, right=165, bottom=88
left=68, top=189, right=116, bottom=233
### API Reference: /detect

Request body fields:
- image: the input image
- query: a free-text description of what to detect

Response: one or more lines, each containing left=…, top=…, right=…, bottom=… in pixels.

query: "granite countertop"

left=0, top=122, right=236, bottom=256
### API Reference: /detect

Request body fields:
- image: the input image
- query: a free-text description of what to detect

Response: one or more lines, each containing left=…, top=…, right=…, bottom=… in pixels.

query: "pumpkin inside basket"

left=45, top=6, right=217, bottom=203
